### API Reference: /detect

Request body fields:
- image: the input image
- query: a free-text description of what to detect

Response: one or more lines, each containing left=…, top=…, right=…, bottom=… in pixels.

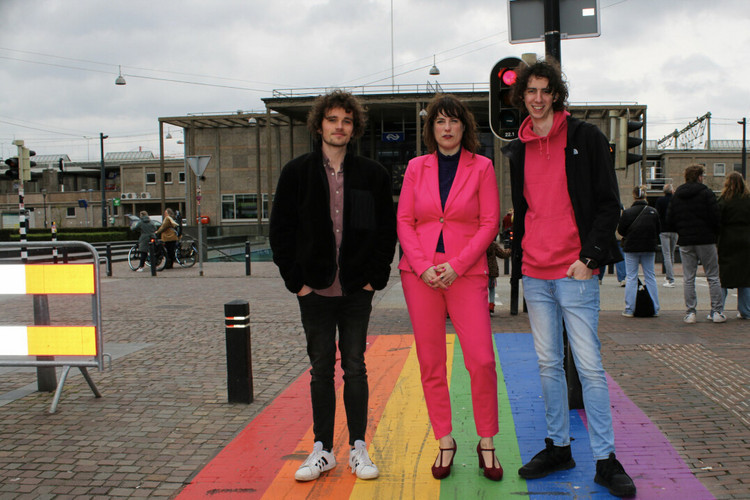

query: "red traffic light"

left=499, top=68, right=517, bottom=86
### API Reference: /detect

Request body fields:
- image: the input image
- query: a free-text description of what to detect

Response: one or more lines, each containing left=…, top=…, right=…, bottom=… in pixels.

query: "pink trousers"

left=401, top=269, right=499, bottom=439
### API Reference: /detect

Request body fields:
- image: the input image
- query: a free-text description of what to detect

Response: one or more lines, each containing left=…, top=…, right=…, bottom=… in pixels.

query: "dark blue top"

left=436, top=148, right=460, bottom=252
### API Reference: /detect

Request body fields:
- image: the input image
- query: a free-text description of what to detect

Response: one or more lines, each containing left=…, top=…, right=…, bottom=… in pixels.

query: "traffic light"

left=490, top=57, right=524, bottom=140
left=4, top=157, right=19, bottom=179
left=618, top=117, right=643, bottom=168
left=18, top=146, right=36, bottom=181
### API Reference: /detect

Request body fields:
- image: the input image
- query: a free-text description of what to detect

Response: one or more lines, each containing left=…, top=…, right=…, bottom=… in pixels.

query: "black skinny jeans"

left=297, top=289, right=374, bottom=450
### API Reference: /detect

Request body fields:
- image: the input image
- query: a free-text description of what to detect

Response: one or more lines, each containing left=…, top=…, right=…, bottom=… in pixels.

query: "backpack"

left=633, top=279, right=655, bottom=317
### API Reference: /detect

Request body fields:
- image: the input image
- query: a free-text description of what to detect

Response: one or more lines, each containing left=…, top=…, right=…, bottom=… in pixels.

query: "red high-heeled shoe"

left=477, top=442, right=504, bottom=481
left=431, top=438, right=457, bottom=479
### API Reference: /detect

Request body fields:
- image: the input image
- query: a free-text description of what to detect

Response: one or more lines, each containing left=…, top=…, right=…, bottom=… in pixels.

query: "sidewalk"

left=0, top=261, right=748, bottom=498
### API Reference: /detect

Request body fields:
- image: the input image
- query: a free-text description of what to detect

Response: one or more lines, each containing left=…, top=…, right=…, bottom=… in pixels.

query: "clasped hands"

left=421, top=262, right=457, bottom=289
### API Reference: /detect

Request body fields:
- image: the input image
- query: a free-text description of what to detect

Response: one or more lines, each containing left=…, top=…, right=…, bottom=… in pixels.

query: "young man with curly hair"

left=270, top=90, right=397, bottom=482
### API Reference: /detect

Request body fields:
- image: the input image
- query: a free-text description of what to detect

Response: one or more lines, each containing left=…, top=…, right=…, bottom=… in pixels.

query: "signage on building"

left=382, top=132, right=405, bottom=143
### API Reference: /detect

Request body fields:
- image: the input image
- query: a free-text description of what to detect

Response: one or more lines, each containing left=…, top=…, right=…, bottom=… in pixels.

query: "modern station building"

left=1, top=84, right=745, bottom=233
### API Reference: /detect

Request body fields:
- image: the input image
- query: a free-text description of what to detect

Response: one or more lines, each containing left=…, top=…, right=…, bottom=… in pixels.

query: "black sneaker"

left=595, top=453, right=636, bottom=497
left=518, top=438, right=576, bottom=479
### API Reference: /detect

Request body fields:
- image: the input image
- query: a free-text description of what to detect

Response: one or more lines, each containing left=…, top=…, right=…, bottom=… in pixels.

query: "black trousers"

left=297, top=289, right=374, bottom=450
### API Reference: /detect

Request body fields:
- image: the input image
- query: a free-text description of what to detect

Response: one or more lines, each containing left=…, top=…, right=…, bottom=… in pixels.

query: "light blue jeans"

left=659, top=232, right=678, bottom=283
left=522, top=276, right=615, bottom=460
left=623, top=251, right=660, bottom=315
left=722, top=288, right=750, bottom=319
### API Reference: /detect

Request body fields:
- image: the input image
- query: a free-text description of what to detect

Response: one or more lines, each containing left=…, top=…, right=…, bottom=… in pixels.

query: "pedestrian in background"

left=618, top=185, right=661, bottom=317
left=133, top=210, right=156, bottom=272
left=487, top=236, right=511, bottom=314
left=270, top=90, right=397, bottom=482
left=398, top=94, right=503, bottom=481
left=717, top=172, right=750, bottom=319
left=667, top=165, right=725, bottom=324
left=155, top=208, right=179, bottom=269
left=655, top=184, right=677, bottom=288
left=503, top=59, right=634, bottom=497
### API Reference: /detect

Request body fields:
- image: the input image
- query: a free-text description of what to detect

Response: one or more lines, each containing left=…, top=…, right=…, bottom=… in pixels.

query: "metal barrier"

left=0, top=241, right=106, bottom=413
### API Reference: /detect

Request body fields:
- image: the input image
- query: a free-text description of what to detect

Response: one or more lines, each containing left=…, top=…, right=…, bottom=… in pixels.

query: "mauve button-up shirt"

left=313, top=156, right=344, bottom=297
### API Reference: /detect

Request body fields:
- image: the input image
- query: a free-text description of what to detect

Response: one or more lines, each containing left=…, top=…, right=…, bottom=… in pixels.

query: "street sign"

left=113, top=198, right=121, bottom=207
left=186, top=155, right=211, bottom=177
left=508, top=0, right=600, bottom=44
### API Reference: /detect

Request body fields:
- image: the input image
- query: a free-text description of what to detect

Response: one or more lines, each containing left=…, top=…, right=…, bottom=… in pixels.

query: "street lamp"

left=100, top=133, right=108, bottom=228
left=429, top=55, right=440, bottom=75
left=115, top=65, right=126, bottom=86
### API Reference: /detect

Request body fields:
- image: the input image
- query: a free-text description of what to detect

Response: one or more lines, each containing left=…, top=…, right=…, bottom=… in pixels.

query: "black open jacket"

left=501, top=116, right=622, bottom=279
left=269, top=148, right=397, bottom=294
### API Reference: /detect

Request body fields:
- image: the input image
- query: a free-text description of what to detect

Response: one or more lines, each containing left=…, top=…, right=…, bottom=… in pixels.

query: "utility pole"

left=739, top=118, right=747, bottom=178
left=100, top=133, right=108, bottom=228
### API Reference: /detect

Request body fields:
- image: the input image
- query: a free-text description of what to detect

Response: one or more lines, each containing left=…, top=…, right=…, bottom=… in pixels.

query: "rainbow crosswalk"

left=177, top=333, right=715, bottom=499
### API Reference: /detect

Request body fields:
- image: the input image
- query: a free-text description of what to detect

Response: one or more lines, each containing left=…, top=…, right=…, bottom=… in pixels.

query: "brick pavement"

left=0, top=261, right=748, bottom=499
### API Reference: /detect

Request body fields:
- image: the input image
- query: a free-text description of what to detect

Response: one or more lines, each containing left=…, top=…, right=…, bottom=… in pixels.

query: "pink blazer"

left=397, top=149, right=500, bottom=277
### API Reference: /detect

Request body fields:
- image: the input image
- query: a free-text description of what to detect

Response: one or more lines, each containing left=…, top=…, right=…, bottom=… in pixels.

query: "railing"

left=0, top=240, right=106, bottom=413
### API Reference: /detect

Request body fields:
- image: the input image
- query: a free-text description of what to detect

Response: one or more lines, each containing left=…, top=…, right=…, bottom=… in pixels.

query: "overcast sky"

left=1, top=0, right=748, bottom=162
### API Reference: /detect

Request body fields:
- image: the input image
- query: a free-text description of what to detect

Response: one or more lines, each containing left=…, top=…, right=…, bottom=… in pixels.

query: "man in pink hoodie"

left=502, top=59, right=635, bottom=498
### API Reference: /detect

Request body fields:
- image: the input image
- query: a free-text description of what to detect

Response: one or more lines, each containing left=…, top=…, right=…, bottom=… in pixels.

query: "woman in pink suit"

left=397, top=94, right=502, bottom=481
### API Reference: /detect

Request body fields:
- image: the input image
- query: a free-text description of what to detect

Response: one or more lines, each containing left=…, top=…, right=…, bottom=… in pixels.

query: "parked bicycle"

left=127, top=236, right=197, bottom=271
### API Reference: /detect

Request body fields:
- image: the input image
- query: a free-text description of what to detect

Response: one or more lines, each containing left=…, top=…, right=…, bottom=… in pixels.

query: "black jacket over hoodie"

left=502, top=115, right=623, bottom=279
left=666, top=181, right=720, bottom=246
left=269, top=148, right=397, bottom=295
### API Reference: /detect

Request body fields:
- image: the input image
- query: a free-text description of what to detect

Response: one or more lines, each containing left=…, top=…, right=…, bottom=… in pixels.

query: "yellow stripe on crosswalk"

left=351, top=335, right=455, bottom=499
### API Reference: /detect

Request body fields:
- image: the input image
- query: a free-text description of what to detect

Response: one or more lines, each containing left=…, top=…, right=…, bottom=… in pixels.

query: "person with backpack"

left=618, top=186, right=661, bottom=317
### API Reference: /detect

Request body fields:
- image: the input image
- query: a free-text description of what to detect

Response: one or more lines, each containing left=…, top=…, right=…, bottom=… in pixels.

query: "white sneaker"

left=683, top=312, right=697, bottom=324
left=349, top=440, right=379, bottom=480
left=622, top=311, right=634, bottom=318
left=619, top=281, right=626, bottom=287
left=295, top=441, right=336, bottom=481
left=709, top=311, right=727, bottom=323
left=662, top=281, right=675, bottom=288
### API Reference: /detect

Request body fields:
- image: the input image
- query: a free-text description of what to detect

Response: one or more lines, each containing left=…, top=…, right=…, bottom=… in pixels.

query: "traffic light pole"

left=543, top=0, right=585, bottom=410
left=544, top=0, right=562, bottom=64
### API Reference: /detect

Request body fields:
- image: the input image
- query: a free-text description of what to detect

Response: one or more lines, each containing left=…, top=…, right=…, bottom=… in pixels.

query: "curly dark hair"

left=422, top=94, right=480, bottom=154
left=510, top=58, right=568, bottom=113
left=306, top=90, right=367, bottom=141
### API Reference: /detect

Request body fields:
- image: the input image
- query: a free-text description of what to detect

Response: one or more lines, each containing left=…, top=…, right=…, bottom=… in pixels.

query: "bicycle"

left=127, top=238, right=166, bottom=271
left=174, top=236, right=197, bottom=268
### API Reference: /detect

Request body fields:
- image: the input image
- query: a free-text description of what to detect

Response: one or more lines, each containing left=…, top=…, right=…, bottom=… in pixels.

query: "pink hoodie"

left=518, top=110, right=583, bottom=279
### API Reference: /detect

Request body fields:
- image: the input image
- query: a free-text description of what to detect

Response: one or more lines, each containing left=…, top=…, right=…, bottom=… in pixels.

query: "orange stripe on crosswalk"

left=25, top=264, right=95, bottom=294
left=260, top=335, right=412, bottom=500
left=26, top=326, right=97, bottom=356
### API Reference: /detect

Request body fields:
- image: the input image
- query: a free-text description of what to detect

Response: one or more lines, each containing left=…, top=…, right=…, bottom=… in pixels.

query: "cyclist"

left=133, top=210, right=157, bottom=272
left=156, top=208, right=179, bottom=269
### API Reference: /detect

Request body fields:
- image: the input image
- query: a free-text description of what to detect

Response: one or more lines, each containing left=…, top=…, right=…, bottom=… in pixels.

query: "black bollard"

left=149, top=239, right=157, bottom=276
left=245, top=240, right=251, bottom=276
left=106, top=244, right=112, bottom=277
left=224, top=300, right=253, bottom=403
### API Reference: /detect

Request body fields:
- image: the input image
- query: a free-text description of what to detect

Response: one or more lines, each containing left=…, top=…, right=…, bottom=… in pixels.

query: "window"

left=66, top=207, right=76, bottom=218
left=713, top=163, right=726, bottom=176
left=164, top=172, right=173, bottom=184
left=734, top=163, right=743, bottom=174
left=178, top=171, right=186, bottom=183
left=221, top=194, right=271, bottom=220
left=146, top=172, right=156, bottom=184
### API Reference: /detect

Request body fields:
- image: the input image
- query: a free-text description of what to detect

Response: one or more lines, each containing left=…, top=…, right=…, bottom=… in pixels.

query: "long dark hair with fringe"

left=422, top=94, right=480, bottom=154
